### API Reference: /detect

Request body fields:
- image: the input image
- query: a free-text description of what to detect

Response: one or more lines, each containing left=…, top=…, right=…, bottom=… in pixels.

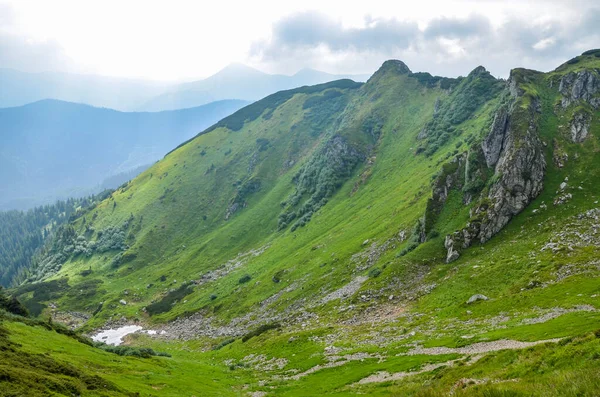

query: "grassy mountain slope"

left=5, top=50, right=600, bottom=395
left=2, top=313, right=599, bottom=397
left=0, top=191, right=114, bottom=288
left=0, top=99, right=249, bottom=210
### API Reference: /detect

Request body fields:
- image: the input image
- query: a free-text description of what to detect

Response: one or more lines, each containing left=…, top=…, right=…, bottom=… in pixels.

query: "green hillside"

left=3, top=50, right=600, bottom=396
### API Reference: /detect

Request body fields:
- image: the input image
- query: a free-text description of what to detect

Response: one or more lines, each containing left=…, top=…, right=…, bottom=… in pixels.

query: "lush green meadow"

left=3, top=51, right=600, bottom=396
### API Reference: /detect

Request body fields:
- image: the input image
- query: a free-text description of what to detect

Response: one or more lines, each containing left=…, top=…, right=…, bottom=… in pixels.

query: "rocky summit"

left=2, top=50, right=600, bottom=396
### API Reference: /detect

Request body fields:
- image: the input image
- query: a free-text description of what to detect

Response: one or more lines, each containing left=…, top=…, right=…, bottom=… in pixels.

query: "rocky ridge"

left=444, top=70, right=547, bottom=262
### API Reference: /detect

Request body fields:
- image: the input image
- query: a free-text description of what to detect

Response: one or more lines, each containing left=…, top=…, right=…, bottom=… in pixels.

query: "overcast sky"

left=1, top=0, right=598, bottom=81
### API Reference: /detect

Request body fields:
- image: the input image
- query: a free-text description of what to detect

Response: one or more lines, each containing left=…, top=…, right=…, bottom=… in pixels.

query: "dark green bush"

left=0, top=287, right=29, bottom=317
left=582, top=49, right=600, bottom=56
left=408, top=72, right=460, bottom=89
left=213, top=338, right=235, bottom=350
left=272, top=269, right=285, bottom=283
left=428, top=230, right=440, bottom=239
left=302, top=89, right=343, bottom=109
left=241, top=323, right=281, bottom=342
left=12, top=278, right=69, bottom=316
left=146, top=283, right=194, bottom=316
left=238, top=275, right=252, bottom=284
left=94, top=342, right=171, bottom=358
left=463, top=178, right=485, bottom=195
left=110, top=253, right=123, bottom=269
left=397, top=242, right=419, bottom=257
left=256, top=138, right=270, bottom=151
left=418, top=68, right=502, bottom=156
left=281, top=135, right=363, bottom=231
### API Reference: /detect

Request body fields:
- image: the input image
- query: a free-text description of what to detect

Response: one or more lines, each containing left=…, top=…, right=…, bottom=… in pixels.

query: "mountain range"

left=0, top=65, right=369, bottom=112
left=139, top=63, right=371, bottom=111
left=0, top=98, right=249, bottom=210
left=2, top=49, right=600, bottom=396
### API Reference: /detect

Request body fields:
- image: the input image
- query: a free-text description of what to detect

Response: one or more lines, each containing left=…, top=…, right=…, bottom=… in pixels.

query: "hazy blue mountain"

left=0, top=65, right=369, bottom=112
left=139, top=64, right=370, bottom=111
left=0, top=99, right=249, bottom=210
left=0, top=68, right=171, bottom=111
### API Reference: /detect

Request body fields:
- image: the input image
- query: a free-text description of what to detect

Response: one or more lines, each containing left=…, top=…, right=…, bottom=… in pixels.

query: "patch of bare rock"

left=406, top=338, right=560, bottom=356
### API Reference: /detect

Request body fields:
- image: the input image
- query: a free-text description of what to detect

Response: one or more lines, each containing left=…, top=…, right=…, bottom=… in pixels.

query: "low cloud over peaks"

left=251, top=12, right=418, bottom=59
left=424, top=14, right=491, bottom=39
left=251, top=9, right=600, bottom=77
left=0, top=3, right=76, bottom=73
left=0, top=33, right=75, bottom=73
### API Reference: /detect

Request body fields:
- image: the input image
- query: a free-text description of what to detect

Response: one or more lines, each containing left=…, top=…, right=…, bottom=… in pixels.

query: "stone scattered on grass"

left=466, top=294, right=488, bottom=304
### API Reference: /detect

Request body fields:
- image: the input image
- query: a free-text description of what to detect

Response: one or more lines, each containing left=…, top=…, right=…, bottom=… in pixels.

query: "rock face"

left=445, top=71, right=546, bottom=262
left=559, top=70, right=600, bottom=109
left=431, top=155, right=466, bottom=204
left=417, top=126, right=428, bottom=140
left=444, top=236, right=460, bottom=263
left=478, top=97, right=546, bottom=242
left=481, top=105, right=509, bottom=167
left=570, top=110, right=591, bottom=143
left=559, top=70, right=598, bottom=144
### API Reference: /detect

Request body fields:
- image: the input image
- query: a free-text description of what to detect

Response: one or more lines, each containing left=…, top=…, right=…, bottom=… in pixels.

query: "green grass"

left=7, top=51, right=600, bottom=395
left=2, top=315, right=600, bottom=396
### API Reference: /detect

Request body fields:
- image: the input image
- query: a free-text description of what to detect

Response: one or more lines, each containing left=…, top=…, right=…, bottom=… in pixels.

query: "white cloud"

left=0, top=0, right=599, bottom=80
left=251, top=7, right=600, bottom=78
left=533, top=37, right=556, bottom=50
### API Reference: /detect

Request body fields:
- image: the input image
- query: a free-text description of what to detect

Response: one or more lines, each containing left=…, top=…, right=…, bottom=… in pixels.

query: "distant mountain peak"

left=292, top=68, right=331, bottom=78
left=376, top=60, right=412, bottom=76
left=468, top=65, right=489, bottom=77
left=368, top=60, right=412, bottom=82
left=213, top=63, right=265, bottom=77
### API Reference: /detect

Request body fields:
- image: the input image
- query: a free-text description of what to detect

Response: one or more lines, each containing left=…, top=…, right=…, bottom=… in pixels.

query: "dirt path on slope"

left=354, top=338, right=560, bottom=385
left=406, top=338, right=561, bottom=356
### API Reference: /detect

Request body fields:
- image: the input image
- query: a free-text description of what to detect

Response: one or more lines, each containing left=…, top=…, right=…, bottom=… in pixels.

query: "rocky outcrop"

left=570, top=110, right=592, bottom=143
left=444, top=235, right=461, bottom=262
left=557, top=70, right=598, bottom=144
left=467, top=294, right=488, bottom=304
left=445, top=71, right=546, bottom=262
left=225, top=178, right=262, bottom=220
left=477, top=98, right=546, bottom=242
left=432, top=156, right=466, bottom=204
left=559, top=70, right=600, bottom=109
left=481, top=105, right=509, bottom=167
left=417, top=126, right=428, bottom=140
